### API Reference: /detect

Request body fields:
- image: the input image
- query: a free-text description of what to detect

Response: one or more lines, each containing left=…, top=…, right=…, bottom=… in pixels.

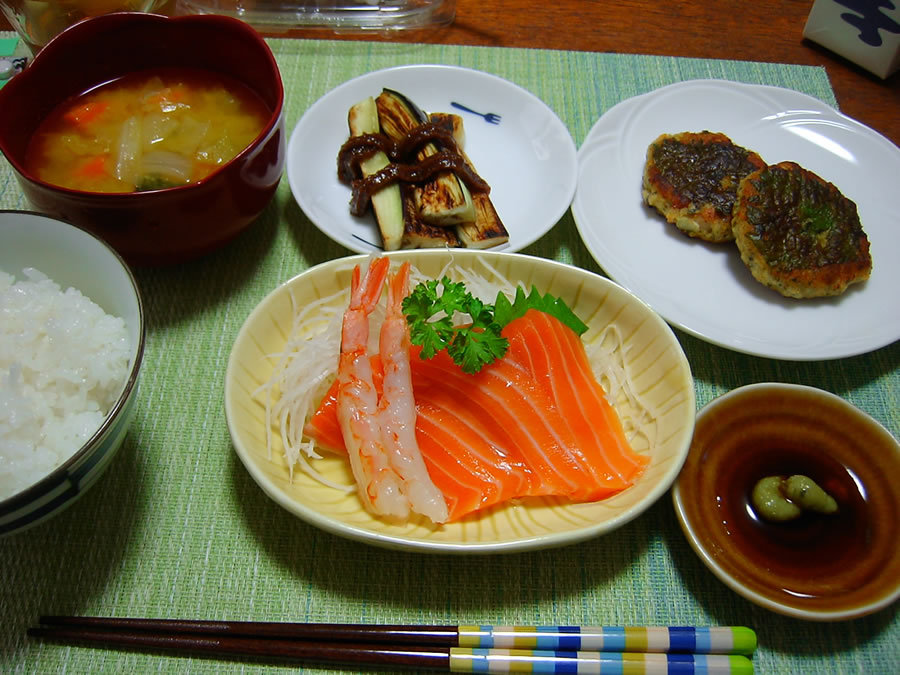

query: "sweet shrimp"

left=378, top=262, right=449, bottom=524
left=336, top=257, right=409, bottom=519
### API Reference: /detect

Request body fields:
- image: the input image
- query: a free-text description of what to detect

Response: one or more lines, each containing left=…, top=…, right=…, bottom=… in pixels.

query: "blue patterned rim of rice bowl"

left=0, top=391, right=140, bottom=535
left=0, top=210, right=146, bottom=537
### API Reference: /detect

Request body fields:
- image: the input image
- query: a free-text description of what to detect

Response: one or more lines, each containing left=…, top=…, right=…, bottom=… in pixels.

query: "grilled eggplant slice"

left=457, top=195, right=509, bottom=249
left=430, top=112, right=509, bottom=249
left=376, top=89, right=475, bottom=226
left=347, top=97, right=405, bottom=251
left=400, top=185, right=462, bottom=248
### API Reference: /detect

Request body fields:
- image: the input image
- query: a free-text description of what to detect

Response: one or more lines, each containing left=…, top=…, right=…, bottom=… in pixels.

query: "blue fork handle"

left=451, top=102, right=485, bottom=116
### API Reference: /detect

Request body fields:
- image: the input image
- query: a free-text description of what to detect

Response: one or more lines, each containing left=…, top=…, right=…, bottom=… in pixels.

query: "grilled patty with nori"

left=732, top=161, right=872, bottom=298
left=643, top=131, right=765, bottom=243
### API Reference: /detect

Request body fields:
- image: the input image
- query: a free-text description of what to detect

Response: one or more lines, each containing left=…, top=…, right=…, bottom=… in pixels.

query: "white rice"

left=0, top=267, right=131, bottom=501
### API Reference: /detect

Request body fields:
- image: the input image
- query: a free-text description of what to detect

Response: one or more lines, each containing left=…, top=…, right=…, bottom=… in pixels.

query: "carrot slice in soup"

left=64, top=101, right=110, bottom=126
left=74, top=155, right=109, bottom=179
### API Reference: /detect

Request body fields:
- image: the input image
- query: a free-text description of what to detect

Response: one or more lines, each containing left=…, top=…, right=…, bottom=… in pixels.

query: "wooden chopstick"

left=32, top=616, right=756, bottom=655
left=35, top=615, right=458, bottom=645
left=28, top=617, right=757, bottom=673
left=29, top=625, right=449, bottom=668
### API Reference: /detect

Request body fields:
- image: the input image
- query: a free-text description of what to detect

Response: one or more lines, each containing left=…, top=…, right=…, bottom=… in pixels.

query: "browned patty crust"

left=732, top=161, right=872, bottom=299
left=642, top=131, right=766, bottom=242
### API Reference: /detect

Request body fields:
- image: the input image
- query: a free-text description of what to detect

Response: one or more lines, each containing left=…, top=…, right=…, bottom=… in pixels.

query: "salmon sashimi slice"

left=304, top=309, right=647, bottom=520
left=502, top=309, right=648, bottom=497
left=407, top=352, right=540, bottom=519
left=304, top=384, right=346, bottom=454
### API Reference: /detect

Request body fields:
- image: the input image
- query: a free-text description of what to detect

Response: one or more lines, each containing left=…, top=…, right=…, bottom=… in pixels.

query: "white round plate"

left=287, top=65, right=577, bottom=253
left=225, top=250, right=695, bottom=553
left=572, top=79, right=900, bottom=360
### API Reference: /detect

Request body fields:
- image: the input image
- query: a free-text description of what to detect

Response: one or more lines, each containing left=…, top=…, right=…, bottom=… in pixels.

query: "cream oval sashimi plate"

left=287, top=65, right=577, bottom=254
left=225, top=250, right=695, bottom=553
left=572, top=79, right=900, bottom=360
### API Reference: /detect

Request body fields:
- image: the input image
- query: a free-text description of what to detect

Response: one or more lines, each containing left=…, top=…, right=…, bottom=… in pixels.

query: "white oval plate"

left=225, top=250, right=695, bottom=553
left=572, top=79, right=900, bottom=360
left=287, top=65, right=577, bottom=253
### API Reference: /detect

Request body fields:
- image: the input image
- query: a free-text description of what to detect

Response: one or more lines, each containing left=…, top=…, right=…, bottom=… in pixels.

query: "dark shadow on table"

left=128, top=185, right=354, bottom=334
left=131, top=197, right=282, bottom=330
left=522, top=213, right=604, bottom=277
left=0, top=435, right=147, bottom=643
left=281, top=197, right=353, bottom=268
left=681, top=332, right=900, bottom=404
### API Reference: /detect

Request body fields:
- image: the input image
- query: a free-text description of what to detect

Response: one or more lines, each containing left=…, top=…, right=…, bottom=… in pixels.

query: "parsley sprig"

left=402, top=277, right=588, bottom=374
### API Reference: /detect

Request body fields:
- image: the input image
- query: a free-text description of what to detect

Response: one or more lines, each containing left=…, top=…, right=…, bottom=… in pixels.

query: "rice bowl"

left=0, top=211, right=144, bottom=536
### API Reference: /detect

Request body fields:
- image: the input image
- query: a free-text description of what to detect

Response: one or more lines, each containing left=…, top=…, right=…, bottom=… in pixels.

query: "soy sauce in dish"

left=713, top=434, right=869, bottom=598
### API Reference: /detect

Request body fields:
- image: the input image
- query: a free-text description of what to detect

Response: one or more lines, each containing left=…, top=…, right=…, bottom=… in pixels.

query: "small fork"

left=450, top=102, right=502, bottom=124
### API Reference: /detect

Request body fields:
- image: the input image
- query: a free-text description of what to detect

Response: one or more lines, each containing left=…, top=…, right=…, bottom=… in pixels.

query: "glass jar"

left=174, top=0, right=455, bottom=33
left=0, top=0, right=168, bottom=53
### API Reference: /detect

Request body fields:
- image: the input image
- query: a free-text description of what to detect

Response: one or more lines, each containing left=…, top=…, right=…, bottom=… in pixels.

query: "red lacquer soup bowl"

left=0, top=12, right=285, bottom=266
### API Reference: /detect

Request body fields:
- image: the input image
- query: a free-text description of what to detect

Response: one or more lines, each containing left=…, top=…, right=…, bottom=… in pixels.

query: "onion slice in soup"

left=142, top=151, right=193, bottom=183
left=115, top=116, right=142, bottom=185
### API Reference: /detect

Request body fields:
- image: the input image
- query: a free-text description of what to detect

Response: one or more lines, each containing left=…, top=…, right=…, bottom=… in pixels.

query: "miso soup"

left=26, top=67, right=271, bottom=193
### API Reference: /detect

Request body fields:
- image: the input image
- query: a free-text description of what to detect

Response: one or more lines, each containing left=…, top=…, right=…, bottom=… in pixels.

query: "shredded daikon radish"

left=585, top=324, right=658, bottom=454
left=254, top=285, right=349, bottom=487
left=452, top=261, right=522, bottom=305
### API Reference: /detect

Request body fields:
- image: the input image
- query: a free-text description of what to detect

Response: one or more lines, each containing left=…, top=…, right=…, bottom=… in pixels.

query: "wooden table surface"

left=2, top=1, right=898, bottom=146
left=282, top=0, right=900, bottom=148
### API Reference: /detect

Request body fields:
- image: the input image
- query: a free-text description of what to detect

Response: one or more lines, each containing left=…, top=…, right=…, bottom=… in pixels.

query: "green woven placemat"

left=1, top=37, right=898, bottom=674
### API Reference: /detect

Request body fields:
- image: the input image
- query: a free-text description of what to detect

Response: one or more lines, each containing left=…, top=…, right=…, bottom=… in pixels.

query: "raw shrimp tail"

left=337, top=257, right=409, bottom=519
left=378, top=262, right=449, bottom=524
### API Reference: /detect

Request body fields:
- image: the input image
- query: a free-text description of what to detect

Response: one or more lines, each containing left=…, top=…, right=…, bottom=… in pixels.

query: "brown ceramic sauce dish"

left=673, top=382, right=900, bottom=620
